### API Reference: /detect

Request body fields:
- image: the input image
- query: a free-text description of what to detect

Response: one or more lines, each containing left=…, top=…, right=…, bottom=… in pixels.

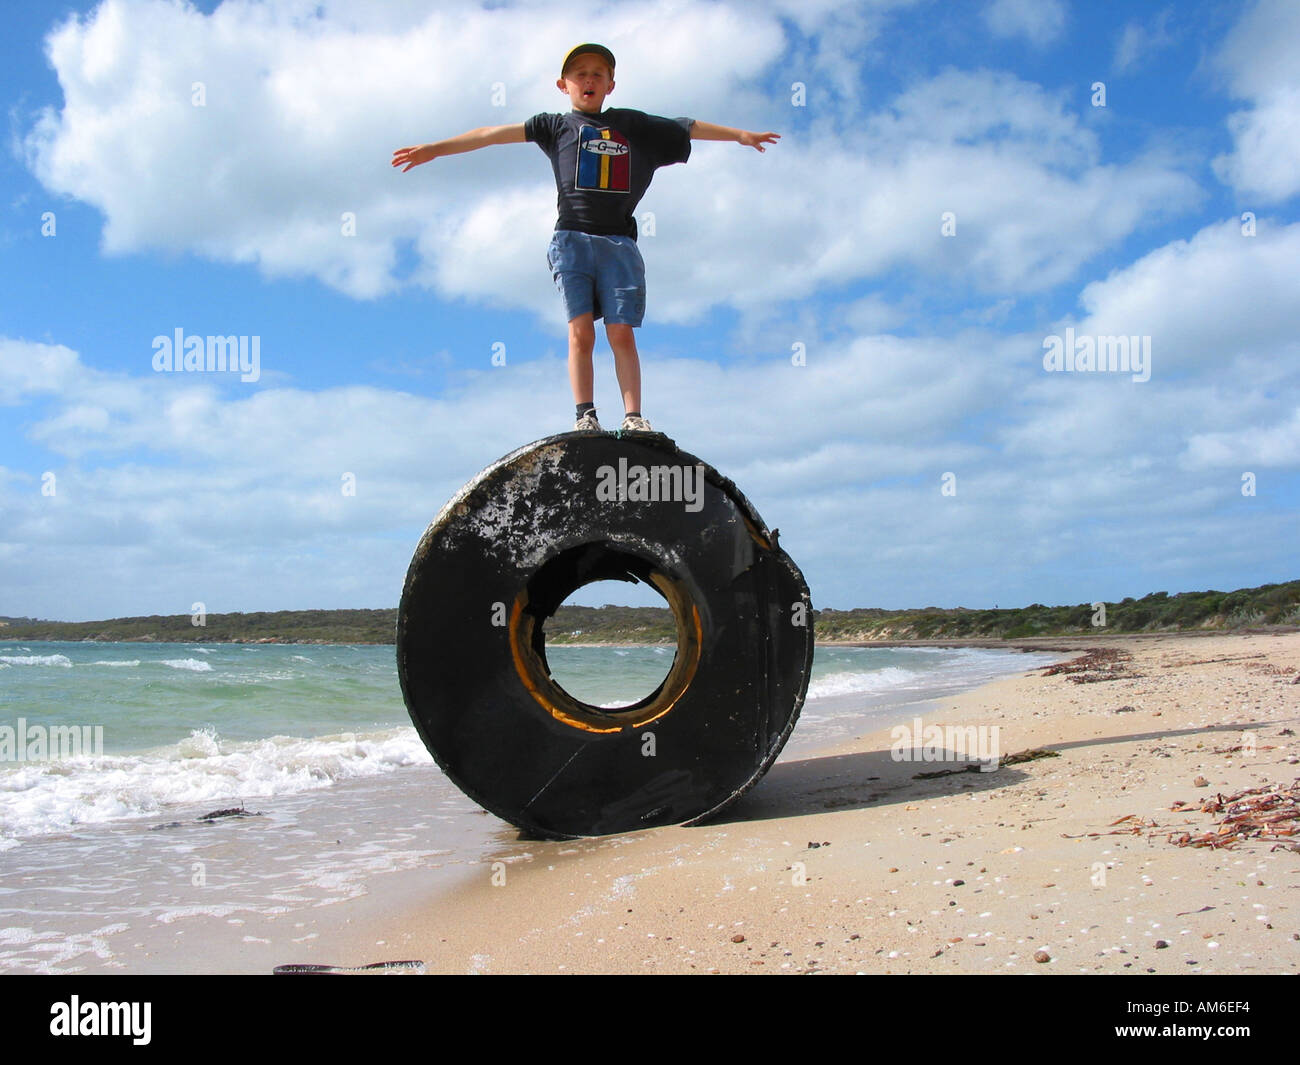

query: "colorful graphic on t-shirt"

left=576, top=125, right=630, bottom=193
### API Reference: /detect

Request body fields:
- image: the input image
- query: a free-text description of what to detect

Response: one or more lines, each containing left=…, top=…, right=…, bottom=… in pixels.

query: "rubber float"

left=397, top=431, right=813, bottom=838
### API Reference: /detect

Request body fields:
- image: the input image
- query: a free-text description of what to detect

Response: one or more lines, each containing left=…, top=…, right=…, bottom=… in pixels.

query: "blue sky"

left=1, top=0, right=1297, bottom=621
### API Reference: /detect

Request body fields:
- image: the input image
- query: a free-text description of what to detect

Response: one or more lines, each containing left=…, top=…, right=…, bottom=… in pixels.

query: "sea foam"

left=0, top=726, right=432, bottom=843
left=159, top=659, right=213, bottom=672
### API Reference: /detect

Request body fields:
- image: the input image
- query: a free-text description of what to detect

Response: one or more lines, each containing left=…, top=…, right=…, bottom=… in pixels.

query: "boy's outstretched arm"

left=392, top=123, right=526, bottom=171
left=690, top=121, right=779, bottom=152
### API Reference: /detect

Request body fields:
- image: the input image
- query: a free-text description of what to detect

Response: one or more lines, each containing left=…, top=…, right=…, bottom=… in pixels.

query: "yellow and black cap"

left=561, top=43, right=615, bottom=76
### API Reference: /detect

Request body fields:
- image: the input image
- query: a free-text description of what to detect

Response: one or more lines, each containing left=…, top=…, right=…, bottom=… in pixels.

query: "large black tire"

left=397, top=432, right=813, bottom=838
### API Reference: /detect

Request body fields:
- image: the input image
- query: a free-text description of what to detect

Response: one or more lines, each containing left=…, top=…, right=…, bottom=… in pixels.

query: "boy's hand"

left=392, top=144, right=440, bottom=171
left=392, top=125, right=525, bottom=170
left=690, top=121, right=780, bottom=152
left=739, top=130, right=780, bottom=152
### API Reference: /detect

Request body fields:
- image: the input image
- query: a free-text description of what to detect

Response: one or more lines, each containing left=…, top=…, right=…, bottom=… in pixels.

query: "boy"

left=393, top=43, right=778, bottom=432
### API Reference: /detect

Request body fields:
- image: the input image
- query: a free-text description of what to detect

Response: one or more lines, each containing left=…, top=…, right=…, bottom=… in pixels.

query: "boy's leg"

left=593, top=235, right=648, bottom=421
left=547, top=232, right=601, bottom=418
left=605, top=323, right=641, bottom=415
left=568, top=313, right=597, bottom=404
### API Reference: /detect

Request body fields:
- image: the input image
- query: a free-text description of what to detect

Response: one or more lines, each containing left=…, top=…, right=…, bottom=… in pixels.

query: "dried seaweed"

left=1165, top=779, right=1300, bottom=850
left=1041, top=648, right=1129, bottom=676
left=1040, top=648, right=1141, bottom=684
left=1061, top=780, right=1300, bottom=849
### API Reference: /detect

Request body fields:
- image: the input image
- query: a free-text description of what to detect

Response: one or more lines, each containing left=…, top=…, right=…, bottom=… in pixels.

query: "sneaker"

left=620, top=414, right=653, bottom=432
left=574, top=410, right=602, bottom=431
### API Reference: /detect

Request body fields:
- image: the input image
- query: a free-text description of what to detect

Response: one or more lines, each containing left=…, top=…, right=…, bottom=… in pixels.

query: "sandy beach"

left=323, top=631, right=1299, bottom=975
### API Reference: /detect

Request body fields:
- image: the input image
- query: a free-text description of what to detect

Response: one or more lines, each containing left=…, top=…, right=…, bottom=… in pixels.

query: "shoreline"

left=323, top=631, right=1299, bottom=974
left=3, top=626, right=1296, bottom=649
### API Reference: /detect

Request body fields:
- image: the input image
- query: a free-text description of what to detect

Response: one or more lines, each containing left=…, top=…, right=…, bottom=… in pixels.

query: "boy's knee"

left=568, top=314, right=596, bottom=345
left=605, top=322, right=636, bottom=345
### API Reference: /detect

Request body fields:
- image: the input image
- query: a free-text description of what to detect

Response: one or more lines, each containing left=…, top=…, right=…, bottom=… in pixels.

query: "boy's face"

left=557, top=55, right=614, bottom=113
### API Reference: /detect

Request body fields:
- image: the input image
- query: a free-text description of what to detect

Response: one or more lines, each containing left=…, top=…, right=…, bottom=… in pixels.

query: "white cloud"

left=1211, top=0, right=1300, bottom=203
left=1215, top=88, right=1300, bottom=203
left=1185, top=408, right=1300, bottom=469
left=997, top=218, right=1300, bottom=485
left=0, top=339, right=83, bottom=403
left=1113, top=7, right=1175, bottom=75
left=26, top=1, right=1198, bottom=323
left=1071, top=218, right=1300, bottom=373
left=1113, top=24, right=1143, bottom=75
left=983, top=0, right=1066, bottom=47
left=757, top=0, right=920, bottom=116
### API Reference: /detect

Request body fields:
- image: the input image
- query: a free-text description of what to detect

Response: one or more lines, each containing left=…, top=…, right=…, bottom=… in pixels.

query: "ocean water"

left=0, top=639, right=1062, bottom=972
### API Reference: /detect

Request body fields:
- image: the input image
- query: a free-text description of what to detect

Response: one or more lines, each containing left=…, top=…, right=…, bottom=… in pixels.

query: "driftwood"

left=1160, top=654, right=1268, bottom=668
left=273, top=960, right=426, bottom=975
left=912, top=747, right=1058, bottom=779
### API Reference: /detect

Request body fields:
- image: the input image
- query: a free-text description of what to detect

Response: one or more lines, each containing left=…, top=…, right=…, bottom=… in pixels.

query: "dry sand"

left=335, top=632, right=1300, bottom=974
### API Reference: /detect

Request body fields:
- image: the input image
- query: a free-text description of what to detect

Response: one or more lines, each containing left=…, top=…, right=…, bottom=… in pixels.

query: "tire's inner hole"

left=532, top=544, right=679, bottom=710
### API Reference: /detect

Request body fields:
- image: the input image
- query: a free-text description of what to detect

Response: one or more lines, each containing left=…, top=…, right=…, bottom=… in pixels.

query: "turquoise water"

left=0, top=643, right=406, bottom=754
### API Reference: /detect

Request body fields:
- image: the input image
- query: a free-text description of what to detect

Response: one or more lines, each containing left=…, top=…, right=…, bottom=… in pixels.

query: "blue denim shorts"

left=546, top=230, right=646, bottom=326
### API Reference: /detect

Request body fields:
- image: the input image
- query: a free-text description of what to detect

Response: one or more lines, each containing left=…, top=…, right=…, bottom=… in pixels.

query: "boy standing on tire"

left=392, top=43, right=778, bottom=433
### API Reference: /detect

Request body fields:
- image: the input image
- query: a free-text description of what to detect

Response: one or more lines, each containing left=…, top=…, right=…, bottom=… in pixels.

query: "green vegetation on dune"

left=0, top=609, right=398, bottom=645
left=1, top=579, right=1296, bottom=645
left=814, top=580, right=1300, bottom=641
left=541, top=605, right=678, bottom=644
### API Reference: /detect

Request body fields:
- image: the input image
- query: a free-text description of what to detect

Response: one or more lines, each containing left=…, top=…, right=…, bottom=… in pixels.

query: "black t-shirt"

left=524, top=108, right=693, bottom=240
